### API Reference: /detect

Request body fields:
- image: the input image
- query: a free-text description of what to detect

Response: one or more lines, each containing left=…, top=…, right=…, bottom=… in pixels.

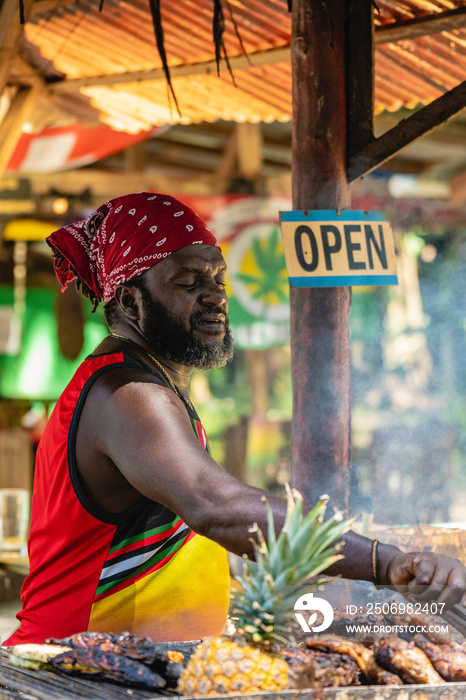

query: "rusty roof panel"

left=25, top=0, right=291, bottom=77
left=375, top=0, right=466, bottom=24
left=80, top=62, right=292, bottom=133
left=18, top=0, right=466, bottom=130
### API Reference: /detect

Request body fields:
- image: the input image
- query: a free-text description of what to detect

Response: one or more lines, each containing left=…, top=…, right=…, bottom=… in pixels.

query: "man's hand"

left=384, top=550, right=466, bottom=609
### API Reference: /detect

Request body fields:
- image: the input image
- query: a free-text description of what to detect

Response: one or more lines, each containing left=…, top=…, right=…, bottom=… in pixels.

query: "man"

left=5, top=192, right=466, bottom=644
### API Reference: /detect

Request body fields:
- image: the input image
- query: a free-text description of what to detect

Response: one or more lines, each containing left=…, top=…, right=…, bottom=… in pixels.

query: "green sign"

left=0, top=287, right=107, bottom=401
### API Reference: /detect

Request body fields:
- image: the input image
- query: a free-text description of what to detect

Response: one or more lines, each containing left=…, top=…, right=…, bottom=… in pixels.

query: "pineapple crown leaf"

left=284, top=484, right=304, bottom=534
left=266, top=491, right=352, bottom=582
left=229, top=486, right=355, bottom=647
left=263, top=495, right=277, bottom=549
left=256, top=523, right=268, bottom=552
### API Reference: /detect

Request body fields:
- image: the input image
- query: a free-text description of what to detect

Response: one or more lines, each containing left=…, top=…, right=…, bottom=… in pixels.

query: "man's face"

left=137, top=245, right=234, bottom=369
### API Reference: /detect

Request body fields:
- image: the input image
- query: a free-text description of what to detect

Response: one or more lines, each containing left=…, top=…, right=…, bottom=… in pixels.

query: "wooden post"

left=347, top=1, right=374, bottom=157
left=0, top=85, right=41, bottom=178
left=290, top=0, right=351, bottom=511
left=244, top=350, right=269, bottom=417
left=236, top=121, right=269, bottom=419
left=0, top=0, right=36, bottom=95
left=236, top=123, right=263, bottom=180
left=124, top=142, right=146, bottom=171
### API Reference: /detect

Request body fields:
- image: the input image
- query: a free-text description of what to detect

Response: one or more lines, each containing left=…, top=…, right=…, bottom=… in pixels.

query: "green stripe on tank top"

left=96, top=532, right=189, bottom=597
left=108, top=516, right=182, bottom=553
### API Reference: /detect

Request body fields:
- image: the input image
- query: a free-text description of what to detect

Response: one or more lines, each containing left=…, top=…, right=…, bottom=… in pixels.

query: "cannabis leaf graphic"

left=235, top=227, right=288, bottom=305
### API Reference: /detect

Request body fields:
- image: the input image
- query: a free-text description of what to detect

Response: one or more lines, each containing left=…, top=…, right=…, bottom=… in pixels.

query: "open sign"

left=279, top=210, right=398, bottom=287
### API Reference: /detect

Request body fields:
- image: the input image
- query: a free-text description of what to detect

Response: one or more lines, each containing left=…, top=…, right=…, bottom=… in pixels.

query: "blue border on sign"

left=279, top=210, right=386, bottom=222
left=289, top=275, right=398, bottom=287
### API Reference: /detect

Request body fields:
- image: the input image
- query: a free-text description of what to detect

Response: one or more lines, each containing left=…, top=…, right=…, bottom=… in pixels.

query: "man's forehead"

left=163, top=244, right=226, bottom=271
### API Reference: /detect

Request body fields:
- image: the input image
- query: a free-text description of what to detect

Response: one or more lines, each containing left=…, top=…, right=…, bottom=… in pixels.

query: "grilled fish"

left=47, top=631, right=188, bottom=687
left=49, top=631, right=186, bottom=665
left=47, top=631, right=173, bottom=664
left=50, top=648, right=166, bottom=689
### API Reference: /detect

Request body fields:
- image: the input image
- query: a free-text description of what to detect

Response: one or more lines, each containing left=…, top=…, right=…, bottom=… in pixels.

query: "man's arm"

left=88, top=374, right=466, bottom=608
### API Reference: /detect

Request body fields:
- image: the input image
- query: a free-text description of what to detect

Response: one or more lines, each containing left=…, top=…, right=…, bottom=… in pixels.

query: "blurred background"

left=2, top=165, right=466, bottom=528
left=2, top=0, right=466, bottom=637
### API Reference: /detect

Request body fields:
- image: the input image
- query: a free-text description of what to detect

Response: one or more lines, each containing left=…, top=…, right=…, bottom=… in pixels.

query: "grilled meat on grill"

left=50, top=648, right=166, bottom=689
left=48, top=632, right=113, bottom=648
left=281, top=646, right=361, bottom=688
left=48, top=631, right=188, bottom=687
left=375, top=637, right=445, bottom=684
left=332, top=608, right=386, bottom=643
left=9, top=644, right=72, bottom=671
left=384, top=610, right=465, bottom=645
left=414, top=635, right=466, bottom=682
left=305, top=635, right=402, bottom=685
left=163, top=661, right=185, bottom=688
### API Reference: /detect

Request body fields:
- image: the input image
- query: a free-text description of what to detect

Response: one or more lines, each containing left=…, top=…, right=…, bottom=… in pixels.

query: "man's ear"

left=114, top=285, right=142, bottom=321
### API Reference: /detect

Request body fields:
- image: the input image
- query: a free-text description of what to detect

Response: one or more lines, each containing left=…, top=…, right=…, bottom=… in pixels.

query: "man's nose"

left=200, top=280, right=227, bottom=307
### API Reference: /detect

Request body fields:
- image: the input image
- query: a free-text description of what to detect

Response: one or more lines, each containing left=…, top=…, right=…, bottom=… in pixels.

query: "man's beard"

left=140, top=292, right=234, bottom=370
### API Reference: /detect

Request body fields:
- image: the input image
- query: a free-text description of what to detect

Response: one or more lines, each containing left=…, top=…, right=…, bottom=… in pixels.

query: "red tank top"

left=5, top=351, right=229, bottom=645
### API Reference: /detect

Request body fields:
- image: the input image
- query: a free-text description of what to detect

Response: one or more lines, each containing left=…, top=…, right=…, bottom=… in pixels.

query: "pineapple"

left=178, top=486, right=354, bottom=695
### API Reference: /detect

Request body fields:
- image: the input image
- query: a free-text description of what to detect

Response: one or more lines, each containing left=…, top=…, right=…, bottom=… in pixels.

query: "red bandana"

left=46, top=192, right=220, bottom=304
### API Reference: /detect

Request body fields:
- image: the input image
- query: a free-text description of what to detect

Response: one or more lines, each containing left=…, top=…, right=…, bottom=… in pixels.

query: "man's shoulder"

left=76, top=348, right=190, bottom=432
left=88, top=354, right=169, bottom=394
left=77, top=357, right=182, bottom=444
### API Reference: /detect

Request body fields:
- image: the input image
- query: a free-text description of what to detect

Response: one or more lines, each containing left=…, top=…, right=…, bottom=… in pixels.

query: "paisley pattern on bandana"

left=46, top=192, right=220, bottom=304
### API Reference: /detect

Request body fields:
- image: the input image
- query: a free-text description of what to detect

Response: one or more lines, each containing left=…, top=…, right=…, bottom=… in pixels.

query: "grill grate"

left=0, top=649, right=175, bottom=700
left=2, top=648, right=466, bottom=700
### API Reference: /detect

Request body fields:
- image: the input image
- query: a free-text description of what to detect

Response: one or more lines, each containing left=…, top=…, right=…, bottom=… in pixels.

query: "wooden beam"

left=0, top=0, right=35, bottom=94
left=11, top=54, right=48, bottom=86
left=49, top=46, right=291, bottom=92
left=215, top=129, right=238, bottom=184
left=349, top=81, right=466, bottom=182
left=290, top=0, right=351, bottom=511
left=347, top=0, right=374, bottom=158
left=375, top=7, right=466, bottom=45
left=0, top=86, right=42, bottom=178
left=18, top=163, right=291, bottom=204
left=16, top=166, right=225, bottom=200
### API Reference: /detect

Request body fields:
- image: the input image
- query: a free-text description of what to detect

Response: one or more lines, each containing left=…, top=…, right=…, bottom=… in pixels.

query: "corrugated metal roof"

left=15, top=0, right=466, bottom=132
